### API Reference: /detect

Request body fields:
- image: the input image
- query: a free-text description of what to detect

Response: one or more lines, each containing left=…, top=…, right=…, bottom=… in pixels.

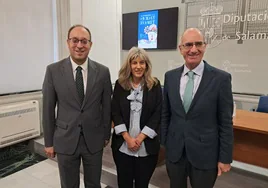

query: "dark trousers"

left=166, top=149, right=217, bottom=188
left=57, top=134, right=103, bottom=188
left=113, top=150, right=158, bottom=188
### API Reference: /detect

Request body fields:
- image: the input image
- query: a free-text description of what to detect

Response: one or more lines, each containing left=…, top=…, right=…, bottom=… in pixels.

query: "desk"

left=233, top=109, right=268, bottom=168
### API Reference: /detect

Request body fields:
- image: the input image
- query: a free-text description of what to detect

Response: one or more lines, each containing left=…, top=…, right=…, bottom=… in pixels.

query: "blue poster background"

left=138, top=10, right=158, bottom=49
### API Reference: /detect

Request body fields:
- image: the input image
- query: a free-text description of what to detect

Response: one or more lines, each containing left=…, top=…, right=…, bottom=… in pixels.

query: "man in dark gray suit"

left=161, top=28, right=233, bottom=188
left=42, top=25, right=112, bottom=188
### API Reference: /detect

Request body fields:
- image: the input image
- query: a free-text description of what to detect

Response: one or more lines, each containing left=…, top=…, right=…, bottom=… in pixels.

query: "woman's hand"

left=126, top=137, right=140, bottom=151
left=135, top=133, right=147, bottom=146
left=122, top=132, right=140, bottom=151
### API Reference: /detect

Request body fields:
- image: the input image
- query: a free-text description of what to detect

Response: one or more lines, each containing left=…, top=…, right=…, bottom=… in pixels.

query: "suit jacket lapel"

left=173, top=67, right=186, bottom=116
left=188, top=62, right=214, bottom=113
left=62, top=58, right=81, bottom=105
left=125, top=90, right=131, bottom=127
left=140, top=84, right=148, bottom=125
left=82, top=58, right=98, bottom=108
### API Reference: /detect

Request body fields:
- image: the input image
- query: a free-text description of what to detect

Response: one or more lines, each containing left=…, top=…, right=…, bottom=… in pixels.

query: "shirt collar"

left=70, top=57, right=88, bottom=72
left=182, top=60, right=204, bottom=76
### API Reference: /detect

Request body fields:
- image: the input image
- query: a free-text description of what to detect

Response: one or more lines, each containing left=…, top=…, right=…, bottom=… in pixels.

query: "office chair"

left=256, top=96, right=268, bottom=113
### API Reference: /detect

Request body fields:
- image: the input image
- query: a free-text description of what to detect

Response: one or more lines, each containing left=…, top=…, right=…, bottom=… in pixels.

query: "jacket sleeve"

left=218, top=73, right=234, bottom=164
left=42, top=65, right=57, bottom=147
left=142, top=81, right=162, bottom=138
left=102, top=68, right=112, bottom=140
left=111, top=81, right=125, bottom=127
left=161, top=73, right=171, bottom=146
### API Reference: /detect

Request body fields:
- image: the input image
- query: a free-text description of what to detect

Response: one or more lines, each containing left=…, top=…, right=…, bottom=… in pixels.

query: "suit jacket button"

left=81, top=110, right=84, bottom=113
left=78, top=124, right=82, bottom=127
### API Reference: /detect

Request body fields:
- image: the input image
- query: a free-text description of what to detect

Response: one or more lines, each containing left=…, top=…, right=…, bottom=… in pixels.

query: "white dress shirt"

left=180, top=61, right=204, bottom=101
left=70, top=57, right=88, bottom=94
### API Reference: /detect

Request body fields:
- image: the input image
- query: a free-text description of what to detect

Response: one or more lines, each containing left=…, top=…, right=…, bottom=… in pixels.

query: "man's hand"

left=218, top=162, right=231, bottom=176
left=45, top=147, right=56, bottom=158
left=104, top=140, right=109, bottom=147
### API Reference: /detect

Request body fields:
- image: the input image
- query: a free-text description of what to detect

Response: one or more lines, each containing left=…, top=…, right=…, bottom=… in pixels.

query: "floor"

left=101, top=143, right=268, bottom=188
left=0, top=159, right=109, bottom=188
left=0, top=138, right=268, bottom=188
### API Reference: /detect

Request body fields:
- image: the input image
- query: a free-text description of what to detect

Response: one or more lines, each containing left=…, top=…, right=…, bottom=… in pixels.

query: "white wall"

left=122, top=0, right=268, bottom=95
left=122, top=0, right=186, bottom=85
left=0, top=0, right=122, bottom=133
left=0, top=0, right=55, bottom=94
left=69, top=0, right=121, bottom=82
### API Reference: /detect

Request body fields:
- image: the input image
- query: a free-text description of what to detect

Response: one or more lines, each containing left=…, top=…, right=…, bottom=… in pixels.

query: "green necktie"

left=183, top=71, right=194, bottom=113
left=76, top=66, right=84, bottom=105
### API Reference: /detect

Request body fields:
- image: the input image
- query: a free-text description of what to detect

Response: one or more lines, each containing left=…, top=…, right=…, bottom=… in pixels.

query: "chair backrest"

left=256, top=96, right=268, bottom=113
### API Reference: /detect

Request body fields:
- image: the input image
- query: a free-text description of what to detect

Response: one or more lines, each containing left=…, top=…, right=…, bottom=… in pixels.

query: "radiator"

left=0, top=100, right=40, bottom=148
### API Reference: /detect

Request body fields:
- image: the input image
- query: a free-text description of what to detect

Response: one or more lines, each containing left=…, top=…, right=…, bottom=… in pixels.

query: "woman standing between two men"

left=111, top=47, right=162, bottom=188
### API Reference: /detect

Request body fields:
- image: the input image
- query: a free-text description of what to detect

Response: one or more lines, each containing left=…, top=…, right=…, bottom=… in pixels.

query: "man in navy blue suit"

left=161, top=28, right=234, bottom=188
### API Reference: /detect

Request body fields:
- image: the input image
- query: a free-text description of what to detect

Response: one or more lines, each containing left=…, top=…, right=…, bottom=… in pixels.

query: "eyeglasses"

left=180, top=41, right=206, bottom=50
left=68, top=38, right=91, bottom=45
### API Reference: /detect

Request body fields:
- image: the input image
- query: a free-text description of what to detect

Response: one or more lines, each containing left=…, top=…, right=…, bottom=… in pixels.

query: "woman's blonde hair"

left=118, top=47, right=158, bottom=90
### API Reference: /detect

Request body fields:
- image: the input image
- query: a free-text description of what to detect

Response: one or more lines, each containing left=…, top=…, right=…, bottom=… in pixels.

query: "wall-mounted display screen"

left=123, top=7, right=179, bottom=50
